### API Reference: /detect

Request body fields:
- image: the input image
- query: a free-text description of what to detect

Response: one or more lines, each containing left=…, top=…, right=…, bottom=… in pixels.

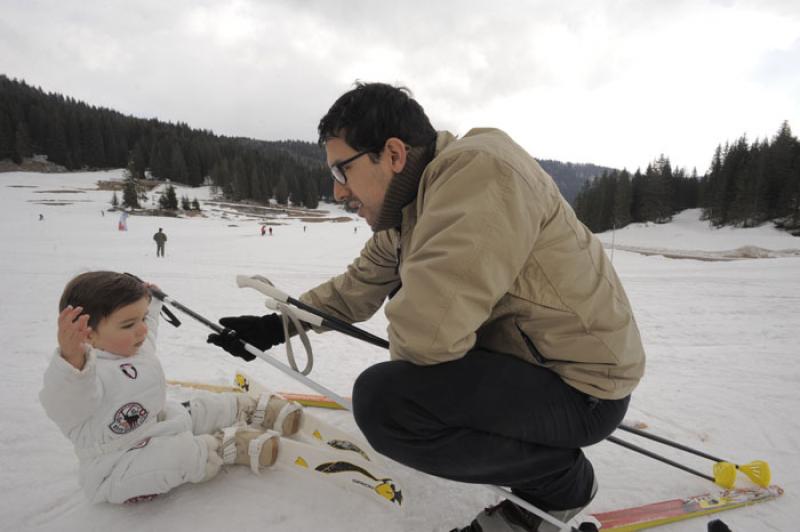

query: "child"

left=40, top=271, right=303, bottom=504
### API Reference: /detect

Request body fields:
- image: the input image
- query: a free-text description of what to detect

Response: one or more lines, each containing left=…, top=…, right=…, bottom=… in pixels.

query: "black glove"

left=206, top=313, right=285, bottom=361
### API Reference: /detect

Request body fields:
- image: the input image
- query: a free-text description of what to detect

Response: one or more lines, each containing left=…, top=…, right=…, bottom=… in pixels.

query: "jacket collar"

left=371, top=140, right=436, bottom=232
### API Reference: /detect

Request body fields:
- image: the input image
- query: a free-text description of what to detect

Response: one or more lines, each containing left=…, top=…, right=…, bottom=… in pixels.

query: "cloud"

left=0, top=0, right=798, bottom=171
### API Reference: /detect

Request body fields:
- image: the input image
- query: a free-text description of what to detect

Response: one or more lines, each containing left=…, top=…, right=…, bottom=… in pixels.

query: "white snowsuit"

left=40, top=299, right=239, bottom=503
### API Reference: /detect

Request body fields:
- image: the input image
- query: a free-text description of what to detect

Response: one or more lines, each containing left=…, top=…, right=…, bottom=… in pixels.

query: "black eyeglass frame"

left=330, top=150, right=373, bottom=185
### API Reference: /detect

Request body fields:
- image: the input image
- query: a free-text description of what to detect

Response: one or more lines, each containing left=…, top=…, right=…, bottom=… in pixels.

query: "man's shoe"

left=452, top=477, right=598, bottom=532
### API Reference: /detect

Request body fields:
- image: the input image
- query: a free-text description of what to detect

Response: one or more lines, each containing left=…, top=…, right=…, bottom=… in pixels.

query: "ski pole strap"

left=160, top=305, right=181, bottom=327
left=287, top=295, right=390, bottom=349
left=274, top=301, right=314, bottom=376
left=121, top=273, right=182, bottom=327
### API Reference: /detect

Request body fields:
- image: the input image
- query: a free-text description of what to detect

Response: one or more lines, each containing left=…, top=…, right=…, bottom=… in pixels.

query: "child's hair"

left=59, top=271, right=150, bottom=329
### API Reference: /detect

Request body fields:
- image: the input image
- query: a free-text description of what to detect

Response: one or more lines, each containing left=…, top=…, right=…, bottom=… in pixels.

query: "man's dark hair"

left=318, top=82, right=437, bottom=152
left=59, top=271, right=150, bottom=329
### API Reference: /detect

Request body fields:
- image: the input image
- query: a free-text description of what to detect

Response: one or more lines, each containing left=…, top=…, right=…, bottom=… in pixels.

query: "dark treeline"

left=0, top=75, right=331, bottom=208
left=703, top=121, right=800, bottom=231
left=574, top=122, right=800, bottom=234
left=538, top=160, right=615, bottom=205
left=574, top=156, right=700, bottom=233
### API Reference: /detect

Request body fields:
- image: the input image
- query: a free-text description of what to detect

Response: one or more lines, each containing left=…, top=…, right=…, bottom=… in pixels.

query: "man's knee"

left=352, top=361, right=405, bottom=446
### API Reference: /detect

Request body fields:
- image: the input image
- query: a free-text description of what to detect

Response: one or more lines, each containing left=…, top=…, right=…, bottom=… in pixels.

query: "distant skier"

left=39, top=213, right=44, bottom=221
left=261, top=225, right=266, bottom=237
left=39, top=271, right=303, bottom=504
left=153, top=228, right=167, bottom=257
left=268, top=227, right=273, bottom=236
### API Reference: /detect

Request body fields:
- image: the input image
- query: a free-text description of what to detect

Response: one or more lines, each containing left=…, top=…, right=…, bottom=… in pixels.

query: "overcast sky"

left=2, top=0, right=798, bottom=172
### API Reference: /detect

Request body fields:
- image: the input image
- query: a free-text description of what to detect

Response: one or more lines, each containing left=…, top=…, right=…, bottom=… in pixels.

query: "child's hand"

left=58, top=305, right=91, bottom=368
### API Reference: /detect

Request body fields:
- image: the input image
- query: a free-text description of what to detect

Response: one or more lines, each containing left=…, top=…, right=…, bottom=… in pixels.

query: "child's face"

left=88, top=297, right=150, bottom=357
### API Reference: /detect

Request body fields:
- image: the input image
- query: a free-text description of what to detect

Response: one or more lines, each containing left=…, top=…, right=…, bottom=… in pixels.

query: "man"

left=208, top=83, right=645, bottom=531
left=153, top=228, right=167, bottom=257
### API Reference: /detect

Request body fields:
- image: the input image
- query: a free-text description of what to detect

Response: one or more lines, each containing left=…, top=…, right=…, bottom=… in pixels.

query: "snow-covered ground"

left=1, top=170, right=798, bottom=531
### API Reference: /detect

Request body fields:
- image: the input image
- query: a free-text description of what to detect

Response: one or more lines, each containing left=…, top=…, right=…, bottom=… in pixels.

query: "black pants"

left=156, top=243, right=165, bottom=257
left=352, top=350, right=629, bottom=511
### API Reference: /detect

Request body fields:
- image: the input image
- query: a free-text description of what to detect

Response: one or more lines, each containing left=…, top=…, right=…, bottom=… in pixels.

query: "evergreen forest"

left=0, top=75, right=331, bottom=208
left=574, top=122, right=800, bottom=234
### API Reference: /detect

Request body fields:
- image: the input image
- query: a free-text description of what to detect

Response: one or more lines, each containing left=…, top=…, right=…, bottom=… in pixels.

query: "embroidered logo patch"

left=120, top=363, right=138, bottom=379
left=109, top=402, right=148, bottom=434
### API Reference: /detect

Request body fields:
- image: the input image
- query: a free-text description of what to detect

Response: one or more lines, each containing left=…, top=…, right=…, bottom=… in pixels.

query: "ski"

left=235, top=371, right=404, bottom=510
left=276, top=437, right=404, bottom=509
left=589, top=485, right=783, bottom=531
left=167, top=378, right=349, bottom=409
left=169, top=374, right=404, bottom=509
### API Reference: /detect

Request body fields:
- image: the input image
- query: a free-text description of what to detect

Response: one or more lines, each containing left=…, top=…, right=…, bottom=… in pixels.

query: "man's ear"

left=384, top=137, right=407, bottom=173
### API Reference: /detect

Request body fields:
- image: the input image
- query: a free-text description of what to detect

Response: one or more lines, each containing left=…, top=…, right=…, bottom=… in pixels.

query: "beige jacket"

left=301, top=129, right=645, bottom=399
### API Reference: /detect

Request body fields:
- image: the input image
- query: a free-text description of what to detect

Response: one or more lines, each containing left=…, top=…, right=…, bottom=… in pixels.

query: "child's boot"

left=217, top=425, right=279, bottom=473
left=196, top=434, right=224, bottom=482
left=237, top=392, right=303, bottom=436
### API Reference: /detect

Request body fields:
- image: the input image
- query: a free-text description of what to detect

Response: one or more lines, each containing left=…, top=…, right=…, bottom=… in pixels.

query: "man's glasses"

left=330, top=150, right=372, bottom=185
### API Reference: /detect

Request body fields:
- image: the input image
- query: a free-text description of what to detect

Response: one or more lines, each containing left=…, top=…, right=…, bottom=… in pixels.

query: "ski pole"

left=617, top=424, right=770, bottom=488
left=148, top=286, right=352, bottom=410
left=606, top=435, right=716, bottom=483
left=237, top=275, right=390, bottom=349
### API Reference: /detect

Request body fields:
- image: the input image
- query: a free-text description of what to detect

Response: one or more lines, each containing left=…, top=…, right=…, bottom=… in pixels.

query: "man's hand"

left=58, top=305, right=91, bottom=370
left=206, top=314, right=285, bottom=361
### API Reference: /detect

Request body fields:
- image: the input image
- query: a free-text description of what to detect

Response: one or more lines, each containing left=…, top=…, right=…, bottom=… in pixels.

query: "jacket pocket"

left=515, top=322, right=547, bottom=365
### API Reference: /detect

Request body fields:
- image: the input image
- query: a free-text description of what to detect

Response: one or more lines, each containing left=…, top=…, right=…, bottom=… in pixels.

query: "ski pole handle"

left=264, top=298, right=323, bottom=327
left=236, top=275, right=289, bottom=302
left=237, top=274, right=390, bottom=349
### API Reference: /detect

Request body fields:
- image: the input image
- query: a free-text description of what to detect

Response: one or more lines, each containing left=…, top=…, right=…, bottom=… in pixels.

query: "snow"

left=1, top=169, right=798, bottom=531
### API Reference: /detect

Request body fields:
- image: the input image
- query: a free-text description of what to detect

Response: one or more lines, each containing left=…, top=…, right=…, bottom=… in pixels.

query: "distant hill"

left=234, top=138, right=325, bottom=167
left=537, top=159, right=616, bottom=205
left=240, top=137, right=606, bottom=206
left=1, top=74, right=612, bottom=208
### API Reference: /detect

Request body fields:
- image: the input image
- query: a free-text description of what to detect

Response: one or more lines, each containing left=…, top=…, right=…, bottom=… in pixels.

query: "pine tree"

left=181, top=194, right=191, bottom=210
left=111, top=191, right=119, bottom=208
left=0, top=108, right=15, bottom=160
left=769, top=121, right=800, bottom=221
left=169, top=143, right=188, bottom=182
left=13, top=122, right=32, bottom=163
left=131, top=141, right=148, bottom=179
left=613, top=170, right=632, bottom=228
left=159, top=185, right=179, bottom=210
left=191, top=197, right=200, bottom=210
left=304, top=171, right=320, bottom=209
left=275, top=176, right=289, bottom=205
left=122, top=168, right=140, bottom=209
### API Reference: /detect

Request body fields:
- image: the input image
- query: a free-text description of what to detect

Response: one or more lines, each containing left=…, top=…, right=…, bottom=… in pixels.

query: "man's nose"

left=333, top=180, right=350, bottom=202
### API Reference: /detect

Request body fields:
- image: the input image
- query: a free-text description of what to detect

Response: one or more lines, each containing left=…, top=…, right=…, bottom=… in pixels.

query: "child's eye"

left=122, top=324, right=134, bottom=329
